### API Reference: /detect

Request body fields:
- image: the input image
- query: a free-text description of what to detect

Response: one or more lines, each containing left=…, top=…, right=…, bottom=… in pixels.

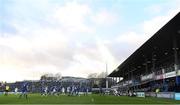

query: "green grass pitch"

left=0, top=94, right=180, bottom=104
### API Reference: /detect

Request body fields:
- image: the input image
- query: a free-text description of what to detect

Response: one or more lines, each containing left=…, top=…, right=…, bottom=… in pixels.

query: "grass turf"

left=0, top=94, right=179, bottom=104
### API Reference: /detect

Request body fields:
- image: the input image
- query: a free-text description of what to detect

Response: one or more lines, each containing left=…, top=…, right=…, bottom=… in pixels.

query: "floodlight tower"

left=106, top=62, right=108, bottom=90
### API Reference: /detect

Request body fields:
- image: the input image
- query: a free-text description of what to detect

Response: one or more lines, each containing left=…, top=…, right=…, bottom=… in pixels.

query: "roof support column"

left=115, top=77, right=118, bottom=84
left=128, top=68, right=130, bottom=87
left=173, top=36, right=180, bottom=89
left=123, top=69, right=125, bottom=87
left=173, top=36, right=178, bottom=73
left=152, top=51, right=156, bottom=73
left=131, top=70, right=135, bottom=91
left=145, top=59, right=148, bottom=75
left=143, top=55, right=148, bottom=75
left=112, top=77, right=115, bottom=85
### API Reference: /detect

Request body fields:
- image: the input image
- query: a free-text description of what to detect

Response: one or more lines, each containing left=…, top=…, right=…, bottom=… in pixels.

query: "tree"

left=87, top=73, right=98, bottom=78
left=55, top=73, right=62, bottom=80
left=40, top=73, right=62, bottom=81
left=87, top=72, right=113, bottom=88
left=97, top=72, right=106, bottom=78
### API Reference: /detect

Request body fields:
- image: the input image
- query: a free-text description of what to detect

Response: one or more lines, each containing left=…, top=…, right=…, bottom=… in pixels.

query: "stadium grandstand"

left=108, top=12, right=180, bottom=99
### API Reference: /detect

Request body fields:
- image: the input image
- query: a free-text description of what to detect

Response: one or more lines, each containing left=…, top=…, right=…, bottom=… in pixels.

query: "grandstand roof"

left=108, top=12, right=180, bottom=77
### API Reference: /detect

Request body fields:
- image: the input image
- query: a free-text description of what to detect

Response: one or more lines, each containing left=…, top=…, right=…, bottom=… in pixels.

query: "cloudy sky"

left=0, top=0, right=180, bottom=82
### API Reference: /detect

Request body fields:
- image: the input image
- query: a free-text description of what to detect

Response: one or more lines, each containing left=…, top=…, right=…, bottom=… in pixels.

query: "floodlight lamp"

left=147, top=61, right=151, bottom=63
left=177, top=30, right=180, bottom=34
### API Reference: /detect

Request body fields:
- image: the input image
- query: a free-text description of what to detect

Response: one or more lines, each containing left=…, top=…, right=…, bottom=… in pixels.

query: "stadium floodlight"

left=164, top=52, right=168, bottom=55
left=152, top=58, right=156, bottom=61
left=147, top=61, right=151, bottom=63
left=133, top=67, right=137, bottom=70
left=172, top=48, right=179, bottom=50
left=177, top=30, right=180, bottom=34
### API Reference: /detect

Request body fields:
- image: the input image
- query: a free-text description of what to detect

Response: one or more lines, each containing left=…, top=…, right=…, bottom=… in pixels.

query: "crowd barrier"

left=175, top=93, right=180, bottom=100
left=78, top=92, right=92, bottom=94
left=0, top=92, right=21, bottom=95
left=137, top=92, right=180, bottom=100
left=145, top=92, right=156, bottom=97
left=136, top=92, right=145, bottom=97
left=156, top=92, right=174, bottom=99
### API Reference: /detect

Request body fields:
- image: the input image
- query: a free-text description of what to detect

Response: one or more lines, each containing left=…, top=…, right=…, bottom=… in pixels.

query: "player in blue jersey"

left=19, top=82, right=28, bottom=99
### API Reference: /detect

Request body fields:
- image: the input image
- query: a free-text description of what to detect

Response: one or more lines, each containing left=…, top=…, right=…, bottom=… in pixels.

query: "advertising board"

left=165, top=71, right=176, bottom=78
left=156, top=92, right=174, bottom=99
left=175, top=93, right=180, bottom=100
left=136, top=92, right=145, bottom=98
left=155, top=74, right=164, bottom=80
left=141, top=73, right=154, bottom=81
